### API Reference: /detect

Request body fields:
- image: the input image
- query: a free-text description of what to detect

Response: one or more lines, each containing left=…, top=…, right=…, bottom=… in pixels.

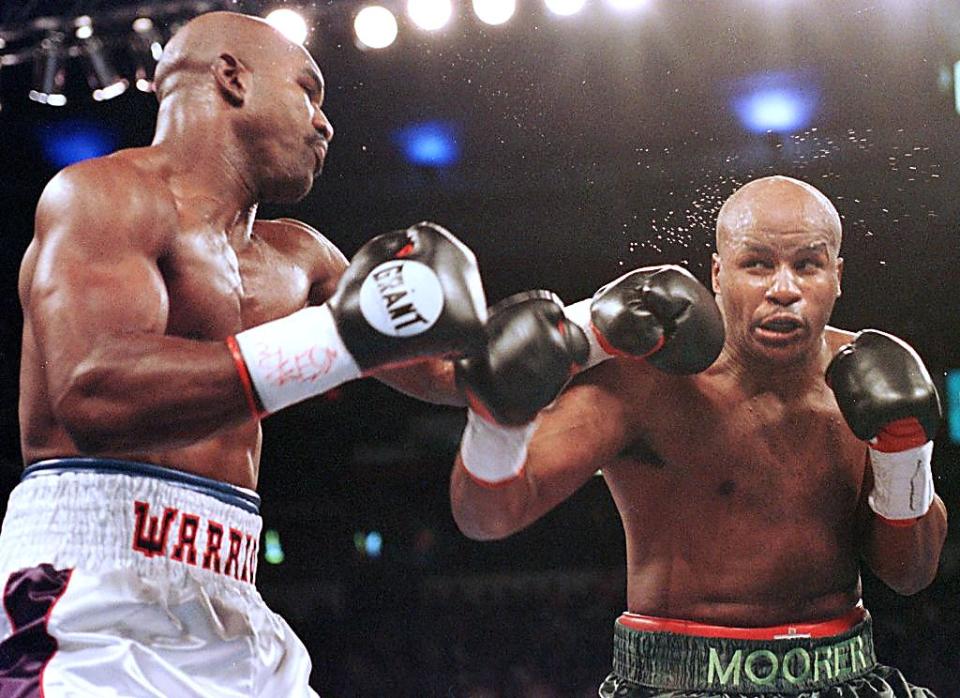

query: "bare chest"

left=614, top=376, right=867, bottom=520
left=160, top=231, right=313, bottom=340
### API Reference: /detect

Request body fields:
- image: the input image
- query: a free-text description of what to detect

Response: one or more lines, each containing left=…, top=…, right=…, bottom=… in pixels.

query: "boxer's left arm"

left=451, top=368, right=628, bottom=540
left=827, top=330, right=948, bottom=595
left=299, top=220, right=464, bottom=407
left=450, top=292, right=629, bottom=540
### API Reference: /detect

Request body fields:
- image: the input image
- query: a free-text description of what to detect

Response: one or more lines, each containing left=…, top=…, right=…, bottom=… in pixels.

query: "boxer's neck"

left=152, top=99, right=259, bottom=214
left=720, top=336, right=832, bottom=397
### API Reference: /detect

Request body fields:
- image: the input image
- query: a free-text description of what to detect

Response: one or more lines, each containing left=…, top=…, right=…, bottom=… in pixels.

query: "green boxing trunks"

left=599, top=606, right=934, bottom=697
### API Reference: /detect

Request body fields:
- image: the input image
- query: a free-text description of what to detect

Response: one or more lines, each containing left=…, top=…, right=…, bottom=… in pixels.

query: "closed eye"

left=795, top=258, right=826, bottom=272
left=741, top=258, right=773, bottom=270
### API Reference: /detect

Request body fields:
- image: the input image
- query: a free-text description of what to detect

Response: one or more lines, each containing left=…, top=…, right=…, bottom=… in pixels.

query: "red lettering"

left=256, top=342, right=337, bottom=387
left=132, top=501, right=178, bottom=558
left=224, top=528, right=244, bottom=579
left=240, top=533, right=253, bottom=582
left=170, top=513, right=200, bottom=565
left=246, top=534, right=259, bottom=583
left=201, top=521, right=224, bottom=573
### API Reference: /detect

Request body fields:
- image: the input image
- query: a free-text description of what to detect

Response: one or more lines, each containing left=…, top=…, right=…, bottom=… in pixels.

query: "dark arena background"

left=2, top=0, right=960, bottom=695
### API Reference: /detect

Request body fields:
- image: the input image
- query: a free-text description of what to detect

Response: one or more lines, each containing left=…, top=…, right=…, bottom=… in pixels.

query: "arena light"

left=264, top=529, right=285, bottom=564
left=74, top=16, right=94, bottom=40
left=731, top=71, right=818, bottom=134
left=354, top=6, right=398, bottom=49
left=947, top=370, right=960, bottom=443
left=394, top=120, right=460, bottom=167
left=407, top=0, right=454, bottom=31
left=605, top=0, right=650, bottom=11
left=264, top=8, right=309, bottom=45
left=131, top=17, right=164, bottom=92
left=365, top=531, right=383, bottom=558
left=954, top=60, right=960, bottom=116
left=473, top=0, right=516, bottom=25
left=28, top=33, right=68, bottom=107
left=544, top=0, right=587, bottom=17
left=38, top=118, right=120, bottom=168
left=82, top=35, right=129, bottom=101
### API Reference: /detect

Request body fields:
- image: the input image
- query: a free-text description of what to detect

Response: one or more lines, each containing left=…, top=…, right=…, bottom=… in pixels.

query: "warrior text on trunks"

left=131, top=499, right=259, bottom=584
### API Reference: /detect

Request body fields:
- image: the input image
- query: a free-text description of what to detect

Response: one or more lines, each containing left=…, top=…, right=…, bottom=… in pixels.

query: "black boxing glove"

left=456, top=291, right=589, bottom=485
left=826, top=329, right=942, bottom=522
left=229, top=222, right=486, bottom=416
left=456, top=291, right=589, bottom=426
left=564, top=265, right=724, bottom=374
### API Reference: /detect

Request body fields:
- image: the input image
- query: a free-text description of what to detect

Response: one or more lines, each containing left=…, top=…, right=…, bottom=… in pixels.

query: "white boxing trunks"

left=0, top=458, right=317, bottom=698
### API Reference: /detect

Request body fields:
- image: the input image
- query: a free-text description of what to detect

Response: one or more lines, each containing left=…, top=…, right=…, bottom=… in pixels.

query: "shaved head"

left=150, top=11, right=331, bottom=204
left=154, top=12, right=309, bottom=102
left=716, top=176, right=842, bottom=257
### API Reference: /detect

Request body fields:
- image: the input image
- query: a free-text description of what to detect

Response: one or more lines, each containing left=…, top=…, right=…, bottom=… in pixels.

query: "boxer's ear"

left=835, top=257, right=843, bottom=299
left=711, top=253, right=721, bottom=295
left=212, top=53, right=249, bottom=107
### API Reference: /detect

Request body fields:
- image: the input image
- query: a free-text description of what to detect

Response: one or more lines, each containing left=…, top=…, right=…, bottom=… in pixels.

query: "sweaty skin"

left=19, top=12, right=459, bottom=490
left=451, top=175, right=947, bottom=625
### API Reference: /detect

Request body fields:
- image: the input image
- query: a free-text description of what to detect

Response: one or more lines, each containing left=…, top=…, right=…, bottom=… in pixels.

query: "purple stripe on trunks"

left=0, top=564, right=73, bottom=698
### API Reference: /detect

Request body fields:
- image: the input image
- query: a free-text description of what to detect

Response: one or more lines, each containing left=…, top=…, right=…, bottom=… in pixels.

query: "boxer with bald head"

left=452, top=175, right=945, bottom=695
left=1, top=10, right=485, bottom=697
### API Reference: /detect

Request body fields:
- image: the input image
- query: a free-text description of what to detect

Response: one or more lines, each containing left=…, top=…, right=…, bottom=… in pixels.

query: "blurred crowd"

left=263, top=540, right=960, bottom=698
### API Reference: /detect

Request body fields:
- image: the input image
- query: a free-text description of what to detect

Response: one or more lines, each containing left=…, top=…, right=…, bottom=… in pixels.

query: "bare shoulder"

left=562, top=357, right=659, bottom=422
left=35, top=150, right=177, bottom=253
left=255, top=218, right=348, bottom=276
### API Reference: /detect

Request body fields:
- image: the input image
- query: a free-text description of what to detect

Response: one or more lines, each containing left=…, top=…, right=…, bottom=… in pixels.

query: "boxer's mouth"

left=754, top=315, right=806, bottom=343
left=312, top=138, right=329, bottom=174
left=759, top=316, right=804, bottom=333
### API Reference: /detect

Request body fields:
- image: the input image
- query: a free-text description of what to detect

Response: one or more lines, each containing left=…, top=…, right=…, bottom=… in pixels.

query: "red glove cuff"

left=226, top=336, right=265, bottom=421
left=872, top=417, right=927, bottom=453
left=593, top=324, right=665, bottom=360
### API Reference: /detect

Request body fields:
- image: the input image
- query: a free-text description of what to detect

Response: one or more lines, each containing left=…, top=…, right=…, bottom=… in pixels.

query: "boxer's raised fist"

left=827, top=329, right=941, bottom=521
left=588, top=265, right=724, bottom=374
left=330, top=221, right=487, bottom=369
left=826, top=329, right=940, bottom=444
left=230, top=222, right=487, bottom=415
left=456, top=291, right=589, bottom=426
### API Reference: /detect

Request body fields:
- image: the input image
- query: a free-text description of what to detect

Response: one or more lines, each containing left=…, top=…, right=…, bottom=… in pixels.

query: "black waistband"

left=23, top=458, right=261, bottom=515
left=612, top=613, right=877, bottom=693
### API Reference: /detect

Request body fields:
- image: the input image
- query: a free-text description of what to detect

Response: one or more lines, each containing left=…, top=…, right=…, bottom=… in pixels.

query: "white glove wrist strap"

left=868, top=441, right=935, bottom=520
left=460, top=409, right=536, bottom=486
left=232, top=305, right=361, bottom=414
left=564, top=298, right=615, bottom=370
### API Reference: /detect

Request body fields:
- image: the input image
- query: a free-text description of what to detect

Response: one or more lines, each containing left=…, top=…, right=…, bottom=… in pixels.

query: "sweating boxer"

left=451, top=175, right=946, bottom=696
left=1, top=11, right=486, bottom=697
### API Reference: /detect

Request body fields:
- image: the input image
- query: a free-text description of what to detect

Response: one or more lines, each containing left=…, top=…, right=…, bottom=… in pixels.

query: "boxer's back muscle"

left=601, top=332, right=868, bottom=625
left=19, top=149, right=344, bottom=487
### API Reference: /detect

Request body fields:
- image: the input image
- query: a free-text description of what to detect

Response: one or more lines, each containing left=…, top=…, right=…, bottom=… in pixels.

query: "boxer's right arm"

left=28, top=163, right=251, bottom=452
left=31, top=167, right=486, bottom=453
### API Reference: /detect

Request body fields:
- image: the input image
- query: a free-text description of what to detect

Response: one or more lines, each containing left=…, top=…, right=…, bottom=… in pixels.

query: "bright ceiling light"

left=731, top=71, right=818, bottom=134
left=74, top=16, right=93, bottom=40
left=354, top=6, right=398, bottom=49
left=544, top=0, right=587, bottom=17
left=605, top=0, right=650, bottom=11
left=407, top=0, right=453, bottom=31
left=29, top=33, right=68, bottom=106
left=473, top=0, right=516, bottom=25
left=265, top=8, right=309, bottom=45
left=83, top=36, right=129, bottom=101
